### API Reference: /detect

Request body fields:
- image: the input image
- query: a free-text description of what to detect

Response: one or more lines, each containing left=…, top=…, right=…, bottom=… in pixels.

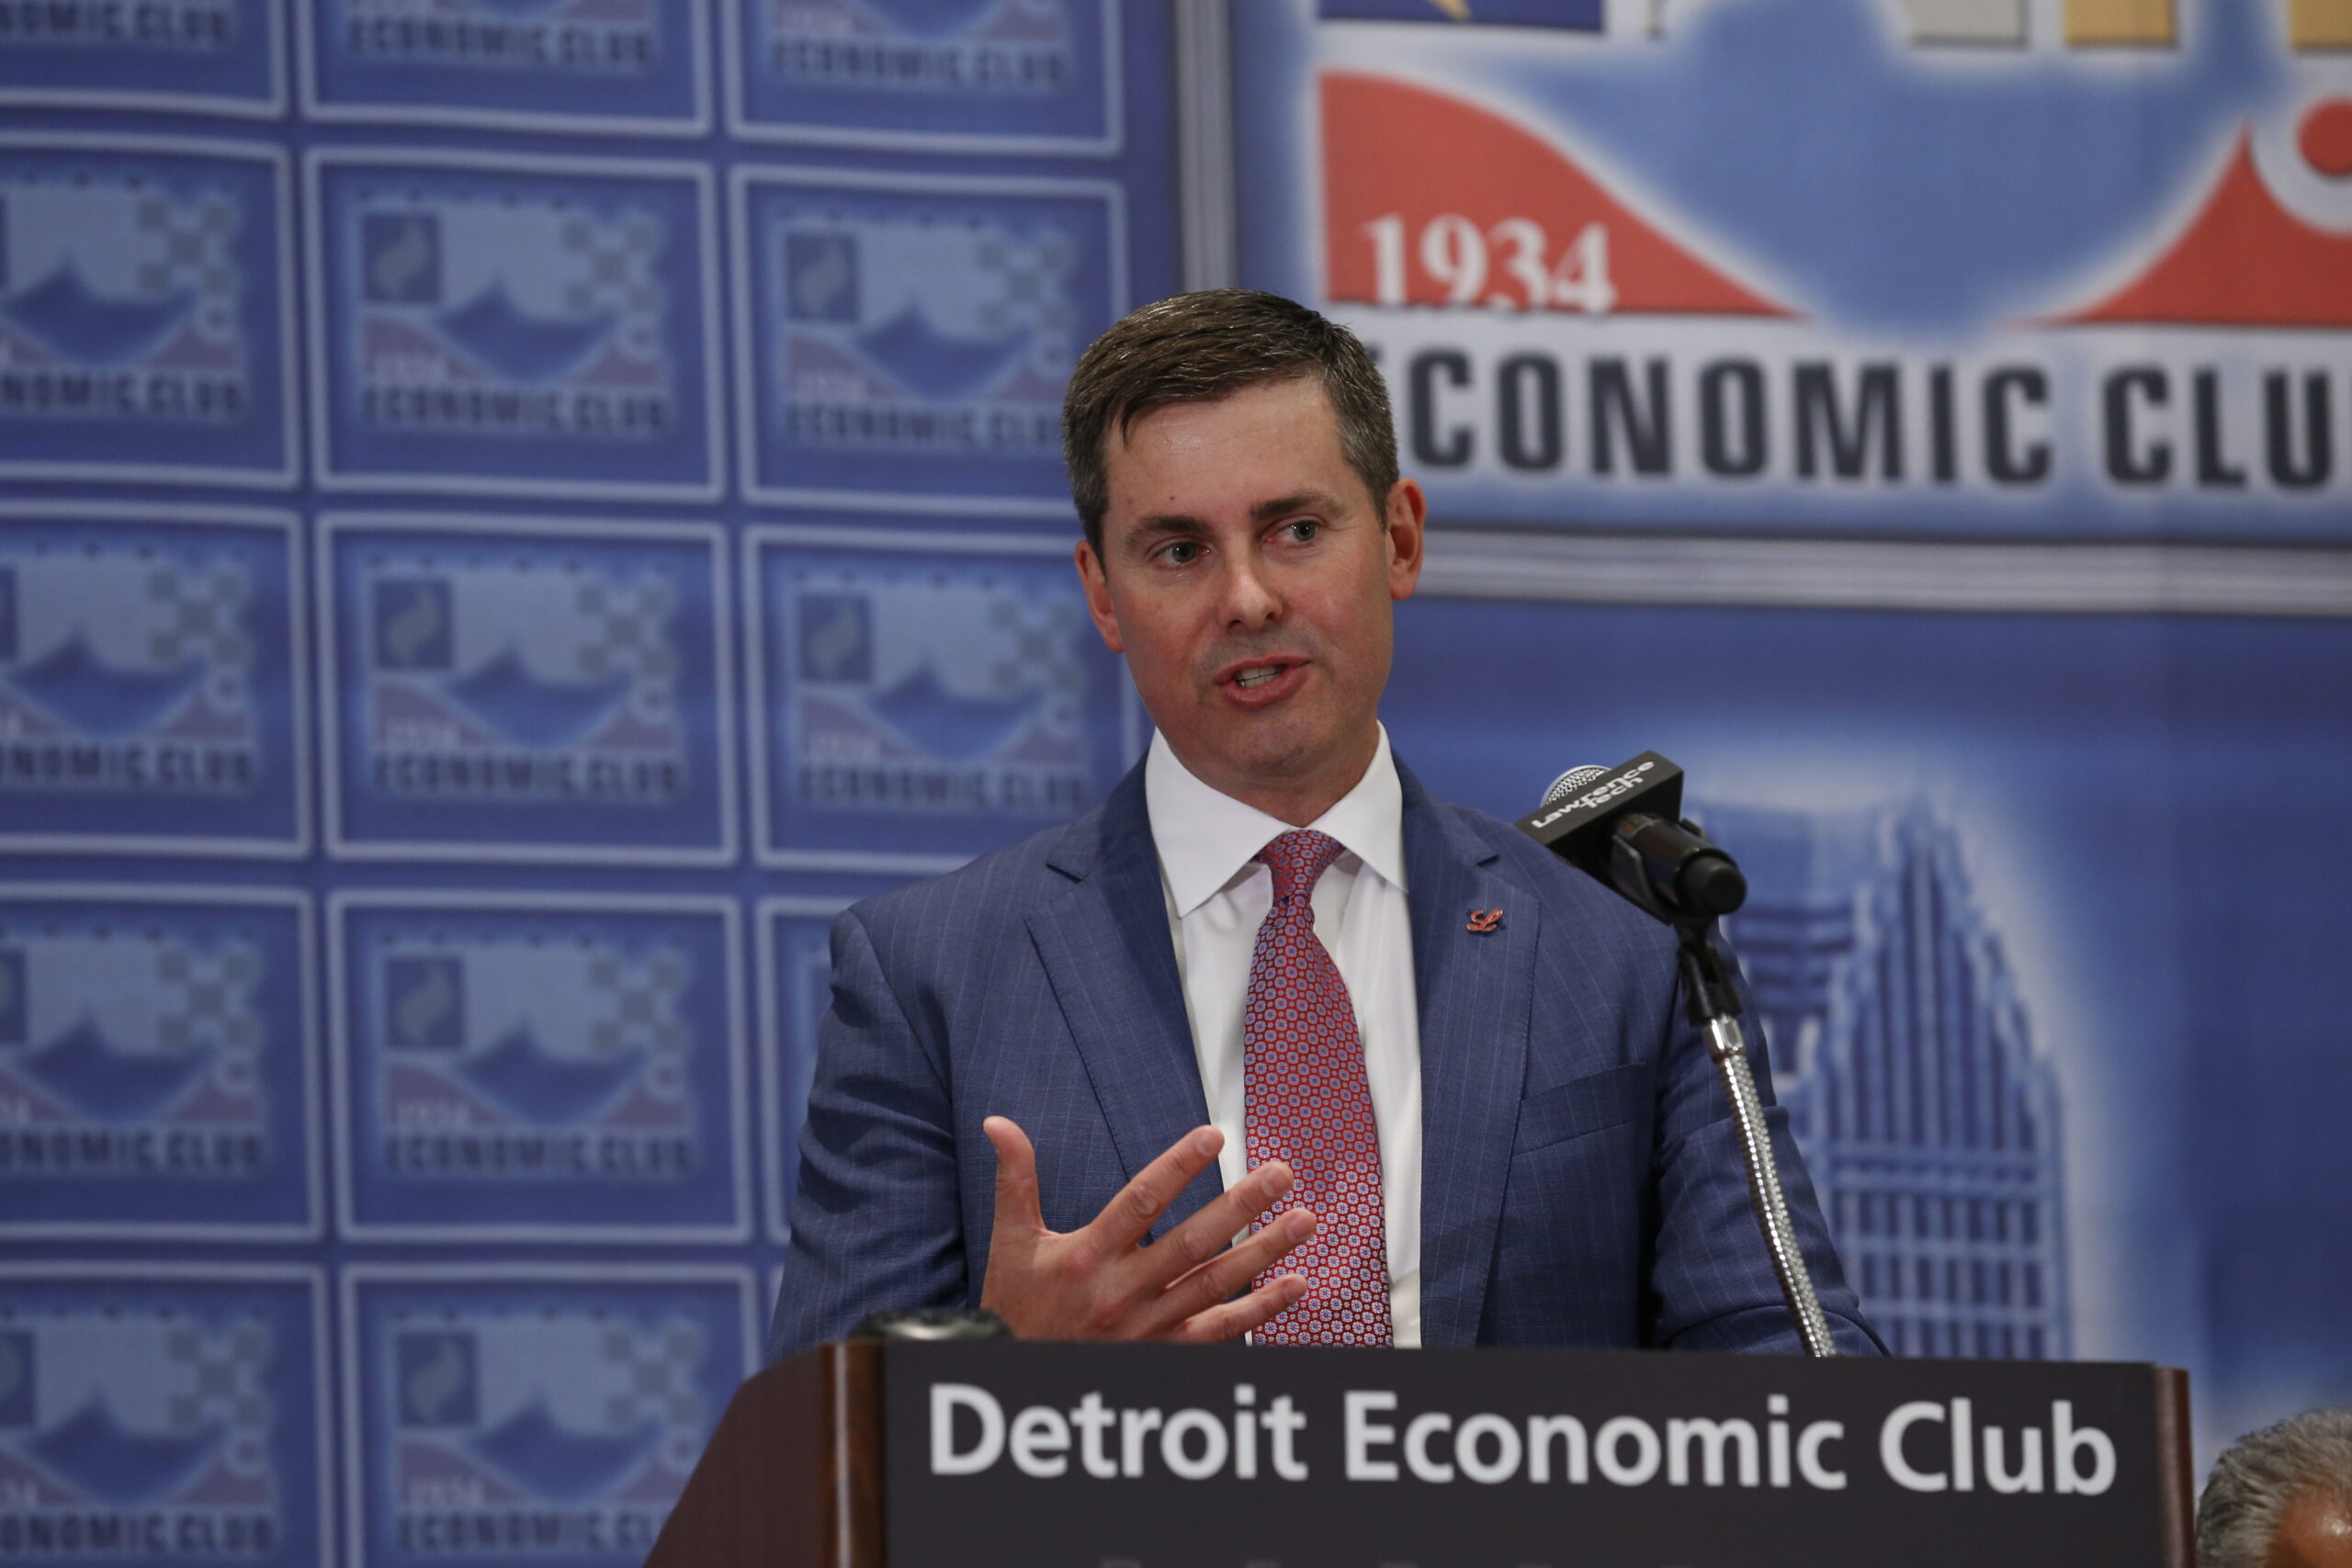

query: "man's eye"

left=1159, top=540, right=1202, bottom=565
left=1279, top=519, right=1319, bottom=543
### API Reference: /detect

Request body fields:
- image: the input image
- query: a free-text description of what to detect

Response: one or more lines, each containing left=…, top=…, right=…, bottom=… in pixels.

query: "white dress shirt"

left=1144, top=726, right=1424, bottom=1347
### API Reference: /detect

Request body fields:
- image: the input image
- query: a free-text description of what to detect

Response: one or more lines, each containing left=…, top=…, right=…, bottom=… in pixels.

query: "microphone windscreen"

left=1541, top=764, right=1609, bottom=807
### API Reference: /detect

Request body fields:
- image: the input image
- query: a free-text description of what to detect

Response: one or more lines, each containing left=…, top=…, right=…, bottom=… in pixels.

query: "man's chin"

left=1201, top=723, right=1362, bottom=794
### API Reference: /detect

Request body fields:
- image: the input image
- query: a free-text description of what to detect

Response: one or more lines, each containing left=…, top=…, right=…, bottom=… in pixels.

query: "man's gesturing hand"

left=978, top=1117, right=1315, bottom=1341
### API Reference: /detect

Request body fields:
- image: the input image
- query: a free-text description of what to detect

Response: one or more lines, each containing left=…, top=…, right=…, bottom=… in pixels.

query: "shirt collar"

left=1145, top=725, right=1408, bottom=919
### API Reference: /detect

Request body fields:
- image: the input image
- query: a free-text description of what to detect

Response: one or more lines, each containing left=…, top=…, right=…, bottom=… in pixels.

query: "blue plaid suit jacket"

left=769, top=759, right=1880, bottom=1359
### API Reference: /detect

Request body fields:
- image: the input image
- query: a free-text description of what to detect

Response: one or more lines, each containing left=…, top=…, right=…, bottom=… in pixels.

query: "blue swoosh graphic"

left=29, top=1401, right=223, bottom=1507
left=852, top=306, right=1032, bottom=402
left=458, top=1024, right=644, bottom=1127
left=867, top=664, right=1041, bottom=762
left=6, top=632, right=206, bottom=739
left=469, top=1400, right=660, bottom=1503
left=435, top=281, right=616, bottom=385
left=17, top=1016, right=214, bottom=1122
left=440, top=647, right=630, bottom=750
left=0, top=262, right=196, bottom=367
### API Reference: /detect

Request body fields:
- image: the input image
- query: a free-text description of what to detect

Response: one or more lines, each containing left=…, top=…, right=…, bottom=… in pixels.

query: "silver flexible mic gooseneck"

left=1518, top=753, right=1838, bottom=1358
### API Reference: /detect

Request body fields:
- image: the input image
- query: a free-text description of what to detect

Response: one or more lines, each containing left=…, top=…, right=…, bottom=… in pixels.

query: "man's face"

left=1074, top=376, right=1425, bottom=821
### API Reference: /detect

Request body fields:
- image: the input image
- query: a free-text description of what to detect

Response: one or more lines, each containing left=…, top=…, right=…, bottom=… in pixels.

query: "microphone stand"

left=1675, top=919, right=1839, bottom=1359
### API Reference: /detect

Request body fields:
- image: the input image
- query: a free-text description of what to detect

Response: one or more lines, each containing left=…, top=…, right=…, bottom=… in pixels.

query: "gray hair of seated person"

left=2197, top=1407, right=2352, bottom=1568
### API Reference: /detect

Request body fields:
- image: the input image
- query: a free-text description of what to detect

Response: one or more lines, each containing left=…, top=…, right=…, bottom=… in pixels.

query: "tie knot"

left=1254, top=829, right=1346, bottom=903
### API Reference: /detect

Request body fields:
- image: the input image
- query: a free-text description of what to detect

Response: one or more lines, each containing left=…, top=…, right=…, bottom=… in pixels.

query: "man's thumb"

left=984, top=1115, right=1041, bottom=1232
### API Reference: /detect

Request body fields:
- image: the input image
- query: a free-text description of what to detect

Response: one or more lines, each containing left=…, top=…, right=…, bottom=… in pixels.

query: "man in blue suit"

left=772, top=290, right=1876, bottom=1358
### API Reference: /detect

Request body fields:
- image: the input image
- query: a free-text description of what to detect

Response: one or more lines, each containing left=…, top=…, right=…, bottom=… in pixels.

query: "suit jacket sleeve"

left=768, top=907, right=967, bottom=1361
left=1645, top=934, right=1883, bottom=1355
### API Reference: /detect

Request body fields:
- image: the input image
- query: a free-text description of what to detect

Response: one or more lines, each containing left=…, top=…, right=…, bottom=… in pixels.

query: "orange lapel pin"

left=1466, top=908, right=1503, bottom=933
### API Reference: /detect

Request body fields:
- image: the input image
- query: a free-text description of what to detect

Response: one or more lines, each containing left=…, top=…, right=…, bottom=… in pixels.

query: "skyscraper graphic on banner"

left=1709, top=801, right=2073, bottom=1360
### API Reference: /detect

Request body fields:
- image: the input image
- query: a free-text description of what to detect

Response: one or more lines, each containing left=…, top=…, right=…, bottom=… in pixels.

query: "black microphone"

left=1513, top=751, right=1747, bottom=924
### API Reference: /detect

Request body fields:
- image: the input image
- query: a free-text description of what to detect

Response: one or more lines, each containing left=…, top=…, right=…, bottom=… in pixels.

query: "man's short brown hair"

left=1060, top=288, right=1399, bottom=553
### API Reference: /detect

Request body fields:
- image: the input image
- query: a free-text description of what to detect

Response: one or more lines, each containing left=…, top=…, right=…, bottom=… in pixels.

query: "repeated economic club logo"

left=311, top=152, right=718, bottom=498
left=735, top=170, right=1121, bottom=506
left=0, top=889, right=314, bottom=1238
left=323, top=517, right=732, bottom=863
left=750, top=531, right=1131, bottom=869
left=0, top=140, right=291, bottom=484
left=0, top=512, right=303, bottom=855
left=0, top=1269, right=326, bottom=1568
left=301, top=0, right=707, bottom=133
left=729, top=0, right=1115, bottom=152
left=334, top=896, right=746, bottom=1241
left=344, top=1269, right=752, bottom=1568
left=0, top=0, right=280, bottom=116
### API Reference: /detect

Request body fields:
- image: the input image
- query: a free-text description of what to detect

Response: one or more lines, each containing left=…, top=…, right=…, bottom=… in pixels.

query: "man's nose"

left=1220, top=554, right=1282, bottom=627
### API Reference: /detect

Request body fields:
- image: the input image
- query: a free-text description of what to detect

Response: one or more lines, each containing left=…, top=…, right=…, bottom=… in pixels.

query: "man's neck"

left=1167, top=731, right=1383, bottom=828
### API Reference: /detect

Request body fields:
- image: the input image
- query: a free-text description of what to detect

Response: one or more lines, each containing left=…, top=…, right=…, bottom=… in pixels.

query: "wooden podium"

left=647, top=1341, right=886, bottom=1568
left=648, top=1340, right=2194, bottom=1568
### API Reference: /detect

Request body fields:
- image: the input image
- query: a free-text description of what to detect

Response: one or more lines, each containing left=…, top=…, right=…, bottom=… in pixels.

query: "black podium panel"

left=883, top=1342, right=2189, bottom=1568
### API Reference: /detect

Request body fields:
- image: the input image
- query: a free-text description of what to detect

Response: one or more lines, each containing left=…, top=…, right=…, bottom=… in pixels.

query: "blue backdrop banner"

left=2, top=1, right=2346, bottom=1561
left=1234, top=0, right=2352, bottom=1472
left=0, top=2, right=1176, bottom=1562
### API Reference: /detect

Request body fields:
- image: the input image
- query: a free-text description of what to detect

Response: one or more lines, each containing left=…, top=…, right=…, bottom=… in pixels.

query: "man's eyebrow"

left=1250, top=490, right=1346, bottom=525
left=1125, top=513, right=1214, bottom=546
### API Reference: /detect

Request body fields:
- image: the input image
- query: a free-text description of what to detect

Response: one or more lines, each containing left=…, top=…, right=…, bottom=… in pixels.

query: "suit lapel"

left=1023, top=758, right=1542, bottom=1313
left=1026, top=766, right=1221, bottom=1238
left=1401, top=763, right=1538, bottom=1348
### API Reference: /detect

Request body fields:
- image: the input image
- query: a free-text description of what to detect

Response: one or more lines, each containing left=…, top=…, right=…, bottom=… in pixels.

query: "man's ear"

left=1385, top=478, right=1428, bottom=602
left=1073, top=537, right=1125, bottom=653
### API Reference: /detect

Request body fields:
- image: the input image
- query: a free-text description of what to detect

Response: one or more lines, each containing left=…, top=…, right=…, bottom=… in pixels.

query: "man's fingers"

left=1198, top=1157, right=1296, bottom=1247
left=1084, top=1125, right=1222, bottom=1259
left=1139, top=1156, right=1297, bottom=1290
left=1171, top=1271, right=1310, bottom=1345
left=984, top=1116, right=1045, bottom=1241
left=1151, top=1205, right=1317, bottom=1331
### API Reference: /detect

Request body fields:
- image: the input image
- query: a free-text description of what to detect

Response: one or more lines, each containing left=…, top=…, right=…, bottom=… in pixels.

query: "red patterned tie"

left=1245, top=829, right=1394, bottom=1347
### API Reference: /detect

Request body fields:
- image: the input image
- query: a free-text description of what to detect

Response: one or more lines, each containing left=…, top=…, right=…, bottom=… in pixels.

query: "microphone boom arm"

left=1677, top=931, right=1839, bottom=1359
